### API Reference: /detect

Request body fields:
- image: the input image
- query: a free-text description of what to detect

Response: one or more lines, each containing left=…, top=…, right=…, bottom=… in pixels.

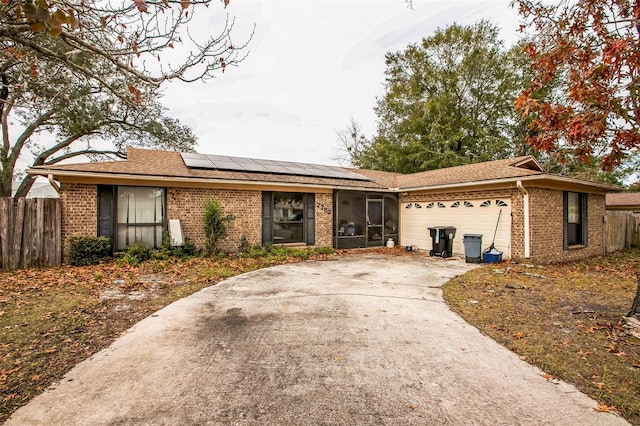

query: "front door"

left=367, top=199, right=383, bottom=246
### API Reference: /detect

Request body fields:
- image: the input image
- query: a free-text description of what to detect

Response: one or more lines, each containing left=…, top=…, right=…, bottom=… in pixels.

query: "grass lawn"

left=443, top=247, right=640, bottom=425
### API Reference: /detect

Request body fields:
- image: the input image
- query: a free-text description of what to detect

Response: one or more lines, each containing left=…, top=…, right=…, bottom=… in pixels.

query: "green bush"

left=245, top=244, right=335, bottom=260
left=174, top=238, right=198, bottom=257
left=117, top=241, right=152, bottom=266
left=203, top=199, right=234, bottom=255
left=153, top=234, right=200, bottom=260
left=66, top=236, right=111, bottom=266
left=237, top=235, right=251, bottom=254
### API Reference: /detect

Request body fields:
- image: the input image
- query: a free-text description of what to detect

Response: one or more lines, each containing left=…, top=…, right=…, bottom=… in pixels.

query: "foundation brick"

left=60, top=183, right=97, bottom=253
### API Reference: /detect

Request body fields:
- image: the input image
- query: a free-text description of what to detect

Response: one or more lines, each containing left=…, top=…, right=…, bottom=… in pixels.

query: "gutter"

left=516, top=180, right=530, bottom=258
left=48, top=174, right=60, bottom=193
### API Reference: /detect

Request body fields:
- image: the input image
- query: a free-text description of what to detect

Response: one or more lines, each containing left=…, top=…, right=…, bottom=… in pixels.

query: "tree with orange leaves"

left=513, top=0, right=640, bottom=177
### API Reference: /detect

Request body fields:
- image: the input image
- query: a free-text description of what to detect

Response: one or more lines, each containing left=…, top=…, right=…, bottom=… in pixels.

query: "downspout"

left=516, top=181, right=530, bottom=258
left=48, top=174, right=60, bottom=193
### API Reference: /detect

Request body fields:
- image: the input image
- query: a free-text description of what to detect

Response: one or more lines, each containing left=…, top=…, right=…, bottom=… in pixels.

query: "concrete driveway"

left=7, top=253, right=628, bottom=425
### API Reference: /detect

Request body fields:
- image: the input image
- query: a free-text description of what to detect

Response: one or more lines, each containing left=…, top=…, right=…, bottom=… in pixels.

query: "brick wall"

left=528, top=189, right=605, bottom=263
left=167, top=188, right=262, bottom=252
left=60, top=183, right=97, bottom=251
left=510, top=190, right=525, bottom=260
left=57, top=182, right=606, bottom=262
left=167, top=188, right=334, bottom=252
left=314, top=192, right=333, bottom=247
left=58, top=185, right=332, bottom=254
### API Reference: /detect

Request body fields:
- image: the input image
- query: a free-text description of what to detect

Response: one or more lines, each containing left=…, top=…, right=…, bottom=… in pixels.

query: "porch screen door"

left=367, top=199, right=383, bottom=246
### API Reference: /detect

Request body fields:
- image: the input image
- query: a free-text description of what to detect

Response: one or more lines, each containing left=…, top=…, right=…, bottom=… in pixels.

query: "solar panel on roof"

left=182, top=155, right=215, bottom=169
left=266, top=165, right=294, bottom=174
left=180, top=152, right=369, bottom=181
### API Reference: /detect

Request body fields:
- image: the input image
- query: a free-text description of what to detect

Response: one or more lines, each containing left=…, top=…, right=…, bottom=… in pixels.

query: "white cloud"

left=161, top=0, right=522, bottom=166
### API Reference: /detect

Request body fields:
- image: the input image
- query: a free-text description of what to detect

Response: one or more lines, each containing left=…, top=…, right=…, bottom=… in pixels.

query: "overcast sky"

left=161, top=0, right=523, bottom=166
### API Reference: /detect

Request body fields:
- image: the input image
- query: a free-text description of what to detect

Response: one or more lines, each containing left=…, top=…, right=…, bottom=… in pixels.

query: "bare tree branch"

left=1, top=0, right=246, bottom=197
left=45, top=149, right=127, bottom=165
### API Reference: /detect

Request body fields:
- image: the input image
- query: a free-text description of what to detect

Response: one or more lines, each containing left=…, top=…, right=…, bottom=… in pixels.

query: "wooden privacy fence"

left=605, top=210, right=640, bottom=254
left=0, top=197, right=62, bottom=270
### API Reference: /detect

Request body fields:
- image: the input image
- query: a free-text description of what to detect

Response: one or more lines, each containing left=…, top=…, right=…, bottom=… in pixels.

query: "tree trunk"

left=13, top=175, right=36, bottom=199
left=0, top=164, right=12, bottom=198
left=627, top=275, right=640, bottom=317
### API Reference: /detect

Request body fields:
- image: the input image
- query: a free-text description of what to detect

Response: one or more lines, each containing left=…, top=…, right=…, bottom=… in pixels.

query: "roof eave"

left=511, top=156, right=545, bottom=172
left=29, top=167, right=621, bottom=194
left=27, top=169, right=392, bottom=192
left=606, top=205, right=640, bottom=210
left=400, top=174, right=621, bottom=193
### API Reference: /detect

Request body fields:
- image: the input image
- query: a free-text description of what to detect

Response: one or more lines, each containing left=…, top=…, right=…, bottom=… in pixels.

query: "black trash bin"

left=428, top=226, right=456, bottom=258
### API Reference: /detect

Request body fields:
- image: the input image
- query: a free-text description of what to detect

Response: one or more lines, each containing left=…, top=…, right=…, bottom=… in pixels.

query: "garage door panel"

left=401, top=199, right=511, bottom=258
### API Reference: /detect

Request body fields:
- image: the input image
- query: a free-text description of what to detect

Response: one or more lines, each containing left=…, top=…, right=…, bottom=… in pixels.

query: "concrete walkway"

left=6, top=254, right=629, bottom=425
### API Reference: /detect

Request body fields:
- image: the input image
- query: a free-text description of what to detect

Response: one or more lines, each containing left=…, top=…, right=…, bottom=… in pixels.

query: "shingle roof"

left=606, top=193, right=640, bottom=209
left=29, top=149, right=388, bottom=190
left=395, top=156, right=544, bottom=189
left=28, top=148, right=618, bottom=193
left=346, top=168, right=401, bottom=188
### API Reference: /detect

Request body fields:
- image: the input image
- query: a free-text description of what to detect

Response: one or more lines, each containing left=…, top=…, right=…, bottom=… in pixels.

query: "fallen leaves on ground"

left=0, top=247, right=353, bottom=423
left=595, top=402, right=618, bottom=413
left=443, top=247, right=640, bottom=425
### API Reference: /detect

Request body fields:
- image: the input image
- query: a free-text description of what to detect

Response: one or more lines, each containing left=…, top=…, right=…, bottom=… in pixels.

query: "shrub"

left=203, top=199, right=234, bottom=255
left=248, top=243, right=270, bottom=258
left=117, top=241, right=152, bottom=266
left=177, top=238, right=198, bottom=257
left=237, top=235, right=251, bottom=254
left=66, top=236, right=111, bottom=266
left=153, top=234, right=200, bottom=260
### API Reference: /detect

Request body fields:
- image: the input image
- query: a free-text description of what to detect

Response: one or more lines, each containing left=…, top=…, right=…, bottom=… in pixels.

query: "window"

left=564, top=191, right=588, bottom=248
left=273, top=192, right=305, bottom=244
left=262, top=192, right=315, bottom=245
left=116, top=187, right=165, bottom=250
left=451, top=201, right=460, bottom=208
left=480, top=200, right=491, bottom=207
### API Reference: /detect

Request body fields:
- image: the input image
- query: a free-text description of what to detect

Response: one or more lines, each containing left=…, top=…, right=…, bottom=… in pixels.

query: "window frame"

left=262, top=191, right=315, bottom=245
left=272, top=192, right=306, bottom=244
left=115, top=186, right=166, bottom=250
left=563, top=191, right=588, bottom=249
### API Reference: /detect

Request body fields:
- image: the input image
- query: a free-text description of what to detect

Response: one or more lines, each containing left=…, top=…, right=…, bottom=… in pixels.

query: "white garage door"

left=401, top=198, right=511, bottom=258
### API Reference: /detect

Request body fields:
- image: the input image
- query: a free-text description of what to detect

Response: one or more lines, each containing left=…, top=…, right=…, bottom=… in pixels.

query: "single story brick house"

left=28, top=148, right=619, bottom=264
